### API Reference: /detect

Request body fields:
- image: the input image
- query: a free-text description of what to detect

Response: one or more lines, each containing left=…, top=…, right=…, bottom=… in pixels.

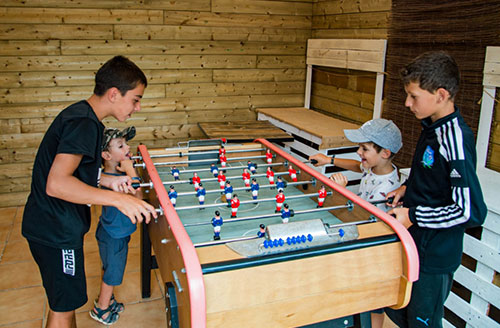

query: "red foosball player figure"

left=220, top=154, right=227, bottom=168
left=219, top=145, right=226, bottom=157
left=218, top=171, right=226, bottom=189
left=288, top=165, right=297, bottom=182
left=275, top=189, right=285, bottom=213
left=242, top=168, right=251, bottom=187
left=317, top=185, right=327, bottom=208
left=230, top=194, right=240, bottom=218
left=192, top=172, right=201, bottom=191
left=265, top=149, right=273, bottom=164
left=266, top=167, right=275, bottom=185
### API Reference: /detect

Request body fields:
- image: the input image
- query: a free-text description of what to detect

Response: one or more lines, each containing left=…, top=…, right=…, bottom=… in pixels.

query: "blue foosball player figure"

left=210, top=163, right=219, bottom=177
left=276, top=176, right=285, bottom=192
left=196, top=183, right=206, bottom=209
left=257, top=224, right=266, bottom=238
left=168, top=185, right=177, bottom=207
left=171, top=166, right=180, bottom=181
left=224, top=181, right=233, bottom=207
left=212, top=211, right=223, bottom=240
left=250, top=178, right=260, bottom=202
left=281, top=203, right=291, bottom=223
left=247, top=161, right=257, bottom=174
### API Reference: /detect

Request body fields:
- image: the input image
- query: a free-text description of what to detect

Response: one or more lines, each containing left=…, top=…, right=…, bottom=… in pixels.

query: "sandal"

left=109, top=295, right=124, bottom=314
left=89, top=305, right=119, bottom=325
left=94, top=294, right=124, bottom=314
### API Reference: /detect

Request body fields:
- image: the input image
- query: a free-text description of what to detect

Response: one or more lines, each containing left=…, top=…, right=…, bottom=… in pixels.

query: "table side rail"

left=138, top=144, right=206, bottom=328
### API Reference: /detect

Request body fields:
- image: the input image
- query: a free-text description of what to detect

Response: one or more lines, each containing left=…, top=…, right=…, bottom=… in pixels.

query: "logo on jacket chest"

left=421, top=145, right=434, bottom=168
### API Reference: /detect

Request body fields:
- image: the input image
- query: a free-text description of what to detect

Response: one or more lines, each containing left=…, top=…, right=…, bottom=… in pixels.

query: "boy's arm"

left=46, top=153, right=155, bottom=223
left=309, top=153, right=362, bottom=172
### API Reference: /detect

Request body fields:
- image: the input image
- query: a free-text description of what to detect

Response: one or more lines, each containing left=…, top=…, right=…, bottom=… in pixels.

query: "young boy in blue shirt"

left=91, top=126, right=142, bottom=324
left=22, top=56, right=156, bottom=327
left=386, top=51, right=487, bottom=327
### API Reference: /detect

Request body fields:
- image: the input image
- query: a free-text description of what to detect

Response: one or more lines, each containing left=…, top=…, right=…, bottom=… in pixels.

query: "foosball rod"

left=129, top=170, right=293, bottom=189
left=134, top=154, right=272, bottom=168
left=132, top=147, right=265, bottom=160
left=176, top=161, right=285, bottom=174
left=192, top=217, right=377, bottom=248
left=176, top=179, right=315, bottom=197
left=194, top=235, right=261, bottom=247
left=165, top=170, right=295, bottom=185
left=184, top=202, right=348, bottom=227
left=176, top=191, right=334, bottom=212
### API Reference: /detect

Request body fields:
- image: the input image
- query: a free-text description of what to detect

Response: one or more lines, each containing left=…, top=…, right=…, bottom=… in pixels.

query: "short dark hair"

left=400, top=51, right=460, bottom=100
left=369, top=142, right=396, bottom=159
left=94, top=56, right=147, bottom=96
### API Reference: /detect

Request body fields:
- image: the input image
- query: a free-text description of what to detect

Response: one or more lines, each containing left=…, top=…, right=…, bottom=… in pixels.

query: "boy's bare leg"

left=96, top=281, right=114, bottom=312
left=371, top=312, right=384, bottom=328
left=46, top=309, right=76, bottom=328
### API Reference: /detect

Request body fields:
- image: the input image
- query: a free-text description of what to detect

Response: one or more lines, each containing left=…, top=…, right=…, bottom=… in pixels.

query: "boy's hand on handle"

left=329, top=173, right=348, bottom=187
left=308, top=153, right=331, bottom=167
left=101, top=175, right=136, bottom=195
left=388, top=207, right=412, bottom=229
left=115, top=194, right=157, bottom=224
left=386, top=185, right=406, bottom=207
left=117, top=159, right=136, bottom=177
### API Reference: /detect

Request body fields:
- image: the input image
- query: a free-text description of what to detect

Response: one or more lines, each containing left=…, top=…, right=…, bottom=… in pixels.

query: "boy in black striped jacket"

left=386, top=51, right=487, bottom=328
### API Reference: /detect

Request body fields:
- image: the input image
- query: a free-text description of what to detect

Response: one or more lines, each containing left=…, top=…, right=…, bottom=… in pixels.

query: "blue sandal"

left=89, top=305, right=119, bottom=325
left=94, top=294, right=124, bottom=314
left=109, top=295, right=124, bottom=313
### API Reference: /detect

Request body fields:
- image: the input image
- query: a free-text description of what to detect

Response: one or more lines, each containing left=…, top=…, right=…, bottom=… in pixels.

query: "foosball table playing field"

left=135, top=138, right=419, bottom=328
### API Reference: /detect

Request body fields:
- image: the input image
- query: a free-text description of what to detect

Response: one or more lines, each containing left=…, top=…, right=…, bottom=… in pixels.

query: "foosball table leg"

left=353, top=312, right=372, bottom=328
left=165, top=282, right=179, bottom=328
left=141, top=220, right=152, bottom=298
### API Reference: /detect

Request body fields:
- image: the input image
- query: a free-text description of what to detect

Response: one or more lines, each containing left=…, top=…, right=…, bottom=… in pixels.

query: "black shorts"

left=28, top=240, right=87, bottom=312
left=385, top=271, right=453, bottom=328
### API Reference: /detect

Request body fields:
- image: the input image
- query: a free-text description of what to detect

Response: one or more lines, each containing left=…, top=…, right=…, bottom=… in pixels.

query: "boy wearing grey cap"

left=310, top=118, right=403, bottom=213
left=310, top=118, right=402, bottom=328
left=91, top=126, right=141, bottom=325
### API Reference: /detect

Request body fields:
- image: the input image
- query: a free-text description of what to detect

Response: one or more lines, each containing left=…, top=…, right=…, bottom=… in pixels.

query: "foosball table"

left=135, top=138, right=419, bottom=328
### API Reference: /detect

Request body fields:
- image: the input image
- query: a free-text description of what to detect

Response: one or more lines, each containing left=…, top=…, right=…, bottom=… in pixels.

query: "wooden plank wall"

left=0, top=0, right=313, bottom=207
left=310, top=0, right=391, bottom=124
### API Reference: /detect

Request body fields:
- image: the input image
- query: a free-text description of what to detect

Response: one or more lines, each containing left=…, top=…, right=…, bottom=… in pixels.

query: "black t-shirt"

left=22, top=100, right=104, bottom=249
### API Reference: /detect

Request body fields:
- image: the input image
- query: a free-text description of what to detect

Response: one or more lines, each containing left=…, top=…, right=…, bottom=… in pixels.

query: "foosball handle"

left=310, top=159, right=318, bottom=165
left=132, top=182, right=141, bottom=189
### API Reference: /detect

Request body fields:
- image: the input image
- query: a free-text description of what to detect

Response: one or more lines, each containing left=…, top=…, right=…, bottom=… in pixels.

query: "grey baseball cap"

left=102, top=126, right=136, bottom=151
left=344, top=118, right=402, bottom=154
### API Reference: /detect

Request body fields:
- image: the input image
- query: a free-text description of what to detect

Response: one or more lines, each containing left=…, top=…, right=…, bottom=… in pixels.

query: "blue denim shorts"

left=95, top=223, right=130, bottom=286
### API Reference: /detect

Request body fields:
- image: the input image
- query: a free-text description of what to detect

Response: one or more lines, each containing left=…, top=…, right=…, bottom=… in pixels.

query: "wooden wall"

left=0, top=0, right=313, bottom=207
left=309, top=0, right=391, bottom=124
left=487, top=91, right=500, bottom=172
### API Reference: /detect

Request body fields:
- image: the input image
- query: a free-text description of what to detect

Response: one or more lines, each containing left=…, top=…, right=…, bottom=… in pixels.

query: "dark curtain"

left=384, top=0, right=500, bottom=168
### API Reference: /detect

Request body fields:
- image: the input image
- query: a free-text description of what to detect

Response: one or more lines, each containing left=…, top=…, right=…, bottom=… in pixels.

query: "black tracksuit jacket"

left=404, top=108, right=487, bottom=274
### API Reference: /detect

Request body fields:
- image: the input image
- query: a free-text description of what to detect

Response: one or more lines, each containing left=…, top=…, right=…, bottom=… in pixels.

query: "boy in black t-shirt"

left=22, top=56, right=157, bottom=327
